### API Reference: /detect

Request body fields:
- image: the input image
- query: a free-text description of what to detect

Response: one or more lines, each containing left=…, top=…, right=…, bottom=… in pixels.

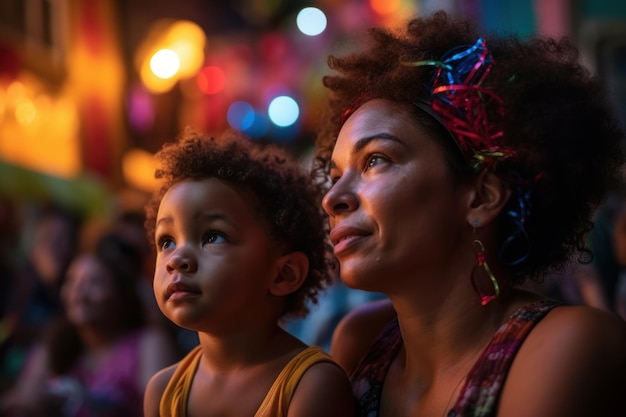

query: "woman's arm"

left=330, top=298, right=395, bottom=375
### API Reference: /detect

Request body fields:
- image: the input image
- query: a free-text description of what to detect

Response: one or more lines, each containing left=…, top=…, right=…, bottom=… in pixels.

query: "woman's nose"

left=165, top=247, right=198, bottom=273
left=322, top=175, right=359, bottom=216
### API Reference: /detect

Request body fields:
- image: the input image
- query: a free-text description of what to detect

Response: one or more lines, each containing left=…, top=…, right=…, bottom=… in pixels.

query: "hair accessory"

left=340, top=94, right=371, bottom=126
left=471, top=221, right=500, bottom=305
left=402, top=38, right=515, bottom=172
left=499, top=179, right=532, bottom=266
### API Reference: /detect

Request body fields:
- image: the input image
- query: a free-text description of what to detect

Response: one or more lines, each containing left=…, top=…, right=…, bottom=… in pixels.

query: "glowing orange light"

left=136, top=19, right=207, bottom=94
left=122, top=148, right=159, bottom=192
left=150, top=49, right=180, bottom=79
left=370, top=0, right=400, bottom=15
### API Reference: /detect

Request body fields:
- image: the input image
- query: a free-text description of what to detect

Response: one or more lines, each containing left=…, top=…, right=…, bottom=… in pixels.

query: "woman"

left=3, top=231, right=178, bottom=417
left=315, top=11, right=626, bottom=417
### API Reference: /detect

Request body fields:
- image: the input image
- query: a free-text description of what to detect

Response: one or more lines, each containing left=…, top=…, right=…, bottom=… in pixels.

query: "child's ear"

left=269, top=251, right=309, bottom=296
left=465, top=169, right=512, bottom=226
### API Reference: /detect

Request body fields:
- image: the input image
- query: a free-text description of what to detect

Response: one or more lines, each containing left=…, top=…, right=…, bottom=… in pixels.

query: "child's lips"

left=166, top=282, right=201, bottom=299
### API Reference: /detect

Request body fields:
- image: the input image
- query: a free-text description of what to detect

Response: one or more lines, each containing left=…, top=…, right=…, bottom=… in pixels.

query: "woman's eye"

left=365, top=154, right=386, bottom=170
left=204, top=232, right=227, bottom=245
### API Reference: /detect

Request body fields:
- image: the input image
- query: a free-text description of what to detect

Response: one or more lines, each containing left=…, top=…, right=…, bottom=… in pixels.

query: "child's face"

left=153, top=178, right=286, bottom=332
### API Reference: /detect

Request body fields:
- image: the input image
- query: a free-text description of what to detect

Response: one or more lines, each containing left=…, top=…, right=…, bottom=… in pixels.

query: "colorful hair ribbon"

left=403, top=39, right=532, bottom=267
left=402, top=38, right=515, bottom=171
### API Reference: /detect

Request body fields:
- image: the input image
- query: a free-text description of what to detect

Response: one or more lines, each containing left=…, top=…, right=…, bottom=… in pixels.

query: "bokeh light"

left=122, top=148, right=158, bottom=192
left=127, top=85, right=155, bottom=133
left=296, top=7, right=327, bottom=36
left=162, top=20, right=206, bottom=78
left=150, top=49, right=180, bottom=79
left=244, top=110, right=270, bottom=138
left=370, top=0, right=402, bottom=15
left=227, top=101, right=255, bottom=131
left=268, top=95, right=299, bottom=127
left=197, top=66, right=226, bottom=95
left=136, top=19, right=207, bottom=93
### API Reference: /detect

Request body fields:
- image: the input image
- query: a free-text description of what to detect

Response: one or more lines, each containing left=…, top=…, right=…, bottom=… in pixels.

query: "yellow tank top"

left=159, top=345, right=336, bottom=417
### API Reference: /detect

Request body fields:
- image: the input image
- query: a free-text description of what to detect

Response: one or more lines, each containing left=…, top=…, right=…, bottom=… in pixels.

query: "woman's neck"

left=389, top=286, right=535, bottom=378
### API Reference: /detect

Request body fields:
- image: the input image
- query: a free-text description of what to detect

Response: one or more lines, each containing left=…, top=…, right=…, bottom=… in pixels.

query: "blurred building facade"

left=0, top=0, right=624, bottom=219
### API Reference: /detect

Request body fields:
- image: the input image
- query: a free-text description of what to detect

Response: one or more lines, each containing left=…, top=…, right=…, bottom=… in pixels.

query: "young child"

left=143, top=129, right=355, bottom=417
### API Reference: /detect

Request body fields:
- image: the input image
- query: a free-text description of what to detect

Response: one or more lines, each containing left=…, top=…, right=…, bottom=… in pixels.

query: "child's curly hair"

left=146, top=128, right=332, bottom=318
left=314, top=11, right=625, bottom=282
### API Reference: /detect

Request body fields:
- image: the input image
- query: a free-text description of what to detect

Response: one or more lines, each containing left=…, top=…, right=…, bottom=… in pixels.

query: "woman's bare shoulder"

left=330, top=298, right=394, bottom=375
left=500, top=304, right=626, bottom=417
left=522, top=304, right=626, bottom=367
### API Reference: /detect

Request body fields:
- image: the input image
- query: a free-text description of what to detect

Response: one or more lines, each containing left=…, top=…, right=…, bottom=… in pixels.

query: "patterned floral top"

left=351, top=299, right=560, bottom=417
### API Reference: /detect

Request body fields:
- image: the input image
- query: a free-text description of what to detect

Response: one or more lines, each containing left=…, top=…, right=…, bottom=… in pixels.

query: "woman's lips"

left=329, top=225, right=370, bottom=255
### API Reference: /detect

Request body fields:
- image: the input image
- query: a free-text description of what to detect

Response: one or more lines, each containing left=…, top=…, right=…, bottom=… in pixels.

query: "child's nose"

left=166, top=247, right=198, bottom=273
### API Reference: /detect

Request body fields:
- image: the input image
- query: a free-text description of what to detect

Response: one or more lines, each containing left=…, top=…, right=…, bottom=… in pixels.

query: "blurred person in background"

left=1, top=230, right=178, bottom=417
left=549, top=188, right=626, bottom=319
left=601, top=191, right=626, bottom=319
left=0, top=204, right=83, bottom=395
left=111, top=209, right=199, bottom=357
left=0, top=197, right=21, bottom=334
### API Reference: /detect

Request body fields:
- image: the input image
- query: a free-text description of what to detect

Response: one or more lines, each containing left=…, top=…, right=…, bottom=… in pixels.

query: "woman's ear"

left=269, top=251, right=309, bottom=296
left=465, top=169, right=512, bottom=226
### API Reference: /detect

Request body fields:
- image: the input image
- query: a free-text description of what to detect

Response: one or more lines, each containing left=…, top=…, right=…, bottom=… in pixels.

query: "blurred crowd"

left=0, top=199, right=187, bottom=417
left=548, top=189, right=626, bottom=318
left=0, top=182, right=626, bottom=416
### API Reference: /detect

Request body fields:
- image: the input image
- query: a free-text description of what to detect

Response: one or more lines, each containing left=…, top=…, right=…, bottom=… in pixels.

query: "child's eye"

left=203, top=231, right=227, bottom=245
left=157, top=237, right=175, bottom=251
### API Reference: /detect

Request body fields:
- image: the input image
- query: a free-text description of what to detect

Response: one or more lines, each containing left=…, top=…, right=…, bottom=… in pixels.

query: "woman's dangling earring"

left=471, top=221, right=500, bottom=305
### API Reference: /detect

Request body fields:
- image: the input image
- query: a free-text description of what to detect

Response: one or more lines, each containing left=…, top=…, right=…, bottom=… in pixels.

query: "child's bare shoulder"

left=288, top=360, right=355, bottom=417
left=143, top=363, right=178, bottom=417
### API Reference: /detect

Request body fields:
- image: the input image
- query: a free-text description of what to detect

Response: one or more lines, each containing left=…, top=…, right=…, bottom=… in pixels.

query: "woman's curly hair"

left=145, top=128, right=332, bottom=318
left=313, top=11, right=625, bottom=282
